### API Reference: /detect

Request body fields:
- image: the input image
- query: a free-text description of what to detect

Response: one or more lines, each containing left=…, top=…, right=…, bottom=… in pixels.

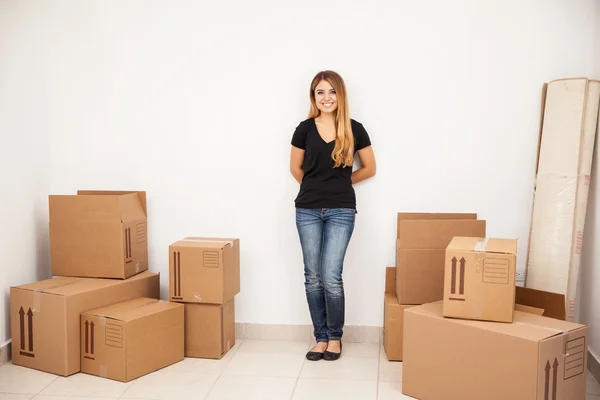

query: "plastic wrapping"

left=526, top=78, right=600, bottom=321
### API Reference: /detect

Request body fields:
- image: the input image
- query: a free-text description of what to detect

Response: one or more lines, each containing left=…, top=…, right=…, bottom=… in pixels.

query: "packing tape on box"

left=181, top=239, right=235, bottom=248
left=515, top=321, right=572, bottom=356
left=98, top=316, right=107, bottom=328
left=99, top=365, right=108, bottom=378
left=33, top=290, right=41, bottom=312
left=474, top=238, right=489, bottom=252
left=135, top=263, right=140, bottom=273
left=193, top=292, right=203, bottom=302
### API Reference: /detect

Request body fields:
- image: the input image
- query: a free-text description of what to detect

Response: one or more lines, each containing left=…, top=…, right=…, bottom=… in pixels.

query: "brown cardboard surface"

left=10, top=272, right=159, bottom=376
left=383, top=267, right=415, bottom=361
left=81, top=298, right=184, bottom=382
left=169, top=237, right=240, bottom=304
left=396, top=212, right=477, bottom=238
left=49, top=191, right=148, bottom=279
left=403, top=302, right=587, bottom=400
left=443, top=237, right=517, bottom=323
left=395, top=248, right=445, bottom=305
left=184, top=300, right=235, bottom=359
left=516, top=286, right=566, bottom=321
left=515, top=304, right=545, bottom=316
left=398, top=219, right=486, bottom=250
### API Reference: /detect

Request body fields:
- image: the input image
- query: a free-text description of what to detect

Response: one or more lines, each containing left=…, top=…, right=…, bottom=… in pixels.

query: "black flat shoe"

left=306, top=344, right=327, bottom=361
left=306, top=350, right=325, bottom=361
left=323, top=341, right=342, bottom=361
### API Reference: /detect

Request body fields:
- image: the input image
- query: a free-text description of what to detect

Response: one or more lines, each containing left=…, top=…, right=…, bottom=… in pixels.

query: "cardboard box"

left=184, top=300, right=235, bottom=359
left=49, top=190, right=148, bottom=279
left=443, top=237, right=517, bottom=323
left=81, top=298, right=184, bottom=382
left=10, top=271, right=159, bottom=376
left=169, top=237, right=240, bottom=304
left=395, top=248, right=445, bottom=304
left=383, top=267, right=414, bottom=361
left=394, top=213, right=486, bottom=306
left=403, top=302, right=587, bottom=400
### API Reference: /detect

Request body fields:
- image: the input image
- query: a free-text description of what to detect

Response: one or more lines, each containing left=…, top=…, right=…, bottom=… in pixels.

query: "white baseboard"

left=0, top=340, right=11, bottom=366
left=235, top=323, right=382, bottom=344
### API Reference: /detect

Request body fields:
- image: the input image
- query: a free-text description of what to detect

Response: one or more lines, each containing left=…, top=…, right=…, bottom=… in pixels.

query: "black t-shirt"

left=291, top=118, right=372, bottom=210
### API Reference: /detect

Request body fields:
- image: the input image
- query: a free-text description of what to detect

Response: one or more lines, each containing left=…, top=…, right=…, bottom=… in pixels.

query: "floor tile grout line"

left=375, top=343, right=381, bottom=400
left=202, top=339, right=245, bottom=399
left=288, top=340, right=310, bottom=400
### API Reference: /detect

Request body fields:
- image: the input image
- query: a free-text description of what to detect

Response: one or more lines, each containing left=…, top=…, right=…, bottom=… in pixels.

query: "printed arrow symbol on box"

left=451, top=257, right=457, bottom=294
left=459, top=257, right=466, bottom=295
left=90, top=321, right=95, bottom=355
left=27, top=308, right=33, bottom=352
left=85, top=321, right=89, bottom=353
left=552, top=358, right=558, bottom=400
left=545, top=360, right=550, bottom=400
left=19, top=307, right=25, bottom=351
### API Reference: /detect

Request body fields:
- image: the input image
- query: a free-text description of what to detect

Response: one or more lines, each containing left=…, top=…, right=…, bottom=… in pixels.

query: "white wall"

left=0, top=4, right=52, bottom=344
left=1, top=1, right=598, bottom=342
left=578, top=0, right=600, bottom=362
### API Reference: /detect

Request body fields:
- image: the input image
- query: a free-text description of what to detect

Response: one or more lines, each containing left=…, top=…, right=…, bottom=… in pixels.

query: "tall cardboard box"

left=443, top=237, right=517, bottom=323
left=403, top=302, right=587, bottom=400
left=81, top=298, right=184, bottom=382
left=169, top=237, right=240, bottom=304
left=383, top=267, right=414, bottom=361
left=395, top=213, right=486, bottom=305
left=184, top=300, right=235, bottom=359
left=49, top=190, right=148, bottom=279
left=10, top=272, right=160, bottom=376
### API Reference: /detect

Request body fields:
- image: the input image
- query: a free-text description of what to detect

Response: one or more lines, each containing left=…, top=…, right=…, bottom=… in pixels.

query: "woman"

left=290, top=70, right=376, bottom=361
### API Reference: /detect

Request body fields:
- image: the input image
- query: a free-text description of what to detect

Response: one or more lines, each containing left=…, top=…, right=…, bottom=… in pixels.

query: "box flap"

left=385, top=267, right=396, bottom=294
left=447, top=237, right=517, bottom=254
left=77, top=190, right=147, bottom=214
left=84, top=297, right=180, bottom=322
left=408, top=302, right=583, bottom=341
left=11, top=276, right=84, bottom=293
left=12, top=272, right=157, bottom=297
left=397, top=212, right=477, bottom=222
left=515, top=304, right=545, bottom=316
left=118, top=193, right=147, bottom=222
left=172, top=237, right=236, bottom=249
left=515, top=286, right=566, bottom=321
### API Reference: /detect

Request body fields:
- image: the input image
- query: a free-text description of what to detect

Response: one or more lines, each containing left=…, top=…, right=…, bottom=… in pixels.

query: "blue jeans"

left=295, top=208, right=356, bottom=342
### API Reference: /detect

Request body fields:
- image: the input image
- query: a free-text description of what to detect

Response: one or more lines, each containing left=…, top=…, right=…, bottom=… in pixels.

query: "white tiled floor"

left=0, top=340, right=599, bottom=400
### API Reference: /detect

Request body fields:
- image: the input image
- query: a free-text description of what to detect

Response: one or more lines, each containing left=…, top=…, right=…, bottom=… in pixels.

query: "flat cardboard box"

left=81, top=298, right=184, bottom=382
left=395, top=247, right=445, bottom=304
left=396, top=212, right=477, bottom=238
left=169, top=237, right=240, bottom=304
left=49, top=190, right=148, bottom=279
left=403, top=302, right=587, bottom=400
left=10, top=271, right=160, bottom=376
left=184, top=300, right=235, bottom=359
left=383, top=267, right=415, bottom=361
left=443, top=237, right=517, bottom=323
left=397, top=219, right=486, bottom=250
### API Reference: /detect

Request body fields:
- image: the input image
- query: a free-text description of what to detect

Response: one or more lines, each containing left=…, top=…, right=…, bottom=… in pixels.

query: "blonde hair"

left=308, top=70, right=354, bottom=168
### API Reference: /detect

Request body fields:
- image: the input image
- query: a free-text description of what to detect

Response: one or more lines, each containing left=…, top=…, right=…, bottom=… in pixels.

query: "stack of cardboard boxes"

left=168, top=237, right=240, bottom=359
left=383, top=213, right=486, bottom=360
left=383, top=212, right=589, bottom=399
left=9, top=190, right=241, bottom=382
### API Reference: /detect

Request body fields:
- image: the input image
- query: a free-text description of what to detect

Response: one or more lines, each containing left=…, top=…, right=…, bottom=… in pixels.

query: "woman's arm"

left=290, top=146, right=305, bottom=184
left=352, top=146, right=376, bottom=184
